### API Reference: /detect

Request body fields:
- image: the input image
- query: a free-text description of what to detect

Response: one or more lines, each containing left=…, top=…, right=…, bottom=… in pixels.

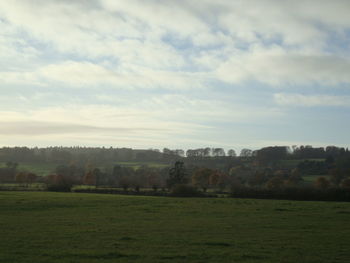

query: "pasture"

left=0, top=192, right=349, bottom=263
left=0, top=161, right=169, bottom=177
left=0, top=162, right=57, bottom=177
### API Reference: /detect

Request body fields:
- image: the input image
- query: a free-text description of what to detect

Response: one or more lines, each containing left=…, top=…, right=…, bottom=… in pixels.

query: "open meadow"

left=0, top=192, right=349, bottom=263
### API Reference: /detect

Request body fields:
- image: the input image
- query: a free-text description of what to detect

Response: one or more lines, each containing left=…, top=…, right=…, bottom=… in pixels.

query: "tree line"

left=1, top=145, right=350, bottom=200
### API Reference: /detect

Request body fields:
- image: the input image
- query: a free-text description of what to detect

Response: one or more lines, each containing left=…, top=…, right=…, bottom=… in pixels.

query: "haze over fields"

left=1, top=0, right=350, bottom=149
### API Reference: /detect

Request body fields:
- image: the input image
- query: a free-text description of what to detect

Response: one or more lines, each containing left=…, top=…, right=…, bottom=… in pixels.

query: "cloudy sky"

left=1, top=0, right=350, bottom=150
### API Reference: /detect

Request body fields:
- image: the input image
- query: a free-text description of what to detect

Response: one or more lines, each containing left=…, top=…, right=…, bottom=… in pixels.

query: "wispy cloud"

left=274, top=93, right=350, bottom=107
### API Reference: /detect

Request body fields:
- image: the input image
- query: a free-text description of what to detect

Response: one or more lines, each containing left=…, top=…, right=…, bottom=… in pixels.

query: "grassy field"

left=302, top=175, right=330, bottom=183
left=116, top=161, right=169, bottom=169
left=0, top=192, right=350, bottom=262
left=0, top=162, right=57, bottom=177
left=0, top=161, right=169, bottom=177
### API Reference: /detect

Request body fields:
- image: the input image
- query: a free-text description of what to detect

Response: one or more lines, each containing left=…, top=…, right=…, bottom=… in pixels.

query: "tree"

left=109, top=165, right=122, bottom=186
left=45, top=174, right=73, bottom=192
left=341, top=178, right=350, bottom=190
left=212, top=148, right=225, bottom=157
left=132, top=166, right=149, bottom=192
left=329, top=168, right=345, bottom=186
left=83, top=170, right=96, bottom=185
left=174, top=149, right=185, bottom=157
left=255, top=146, right=288, bottom=165
left=15, top=172, right=37, bottom=187
left=192, top=168, right=213, bottom=192
left=240, top=149, right=253, bottom=157
left=314, top=177, right=330, bottom=190
left=6, top=161, right=18, bottom=170
left=248, top=171, right=268, bottom=187
left=167, top=161, right=187, bottom=188
left=266, top=176, right=284, bottom=190
left=203, top=147, right=211, bottom=157
left=209, top=170, right=229, bottom=191
left=26, top=173, right=37, bottom=185
left=15, top=172, right=26, bottom=186
left=117, top=167, right=134, bottom=189
left=119, top=176, right=131, bottom=191
left=227, top=149, right=236, bottom=157
left=92, top=168, right=103, bottom=187
left=147, top=169, right=162, bottom=191
left=285, top=168, right=303, bottom=186
left=0, top=162, right=18, bottom=183
left=229, top=165, right=252, bottom=184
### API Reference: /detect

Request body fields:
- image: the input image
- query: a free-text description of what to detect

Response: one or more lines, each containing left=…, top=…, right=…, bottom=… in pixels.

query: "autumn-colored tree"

left=92, top=168, right=103, bottom=187
left=341, top=178, right=350, bottom=190
left=15, top=172, right=26, bottom=185
left=314, top=176, right=330, bottom=190
left=192, top=168, right=213, bottom=192
left=45, top=174, right=57, bottom=185
left=229, top=176, right=242, bottom=191
left=229, top=165, right=252, bottom=184
left=285, top=168, right=303, bottom=186
left=15, top=172, right=37, bottom=187
left=248, top=171, right=267, bottom=187
left=209, top=171, right=229, bottom=191
left=45, top=174, right=73, bottom=192
left=273, top=169, right=288, bottom=177
left=119, top=176, right=131, bottom=191
left=266, top=176, right=284, bottom=190
left=329, top=168, right=345, bottom=186
left=132, top=166, right=149, bottom=192
left=83, top=170, right=96, bottom=185
left=147, top=169, right=162, bottom=191
left=26, top=173, right=37, bottom=185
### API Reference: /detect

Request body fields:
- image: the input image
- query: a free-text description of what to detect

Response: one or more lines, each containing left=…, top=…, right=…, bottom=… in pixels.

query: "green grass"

left=117, top=161, right=169, bottom=169
left=302, top=175, right=330, bottom=183
left=1, top=161, right=168, bottom=176
left=0, top=162, right=57, bottom=176
left=0, top=192, right=349, bottom=262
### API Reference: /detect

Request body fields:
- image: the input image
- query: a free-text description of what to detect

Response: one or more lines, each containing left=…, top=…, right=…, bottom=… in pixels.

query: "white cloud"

left=0, top=60, right=208, bottom=89
left=0, top=1, right=350, bottom=148
left=274, top=93, right=350, bottom=107
left=1, top=0, right=350, bottom=89
left=216, top=46, right=350, bottom=86
left=0, top=93, right=285, bottom=148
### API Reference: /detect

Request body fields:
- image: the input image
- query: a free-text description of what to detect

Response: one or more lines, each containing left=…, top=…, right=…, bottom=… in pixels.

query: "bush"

left=47, top=184, right=72, bottom=192
left=45, top=174, right=73, bottom=192
left=170, top=184, right=203, bottom=197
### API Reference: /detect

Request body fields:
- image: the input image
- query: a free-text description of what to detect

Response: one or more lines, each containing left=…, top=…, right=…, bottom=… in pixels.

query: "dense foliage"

left=1, top=145, right=350, bottom=200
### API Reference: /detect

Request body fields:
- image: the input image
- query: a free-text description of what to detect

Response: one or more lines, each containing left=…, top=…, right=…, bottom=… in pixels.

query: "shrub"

left=45, top=174, right=73, bottom=192
left=314, top=176, right=330, bottom=190
left=170, top=184, right=203, bottom=197
left=47, top=184, right=72, bottom=192
left=341, top=178, right=350, bottom=190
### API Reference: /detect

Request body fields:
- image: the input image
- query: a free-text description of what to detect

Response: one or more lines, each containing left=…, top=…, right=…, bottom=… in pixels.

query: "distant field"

left=116, top=161, right=169, bottom=169
left=302, top=175, right=330, bottom=183
left=278, top=158, right=325, bottom=168
left=0, top=161, right=169, bottom=176
left=0, top=192, right=349, bottom=263
left=0, top=162, right=57, bottom=176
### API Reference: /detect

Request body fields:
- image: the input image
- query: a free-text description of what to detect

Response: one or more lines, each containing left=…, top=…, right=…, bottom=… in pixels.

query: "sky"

left=1, top=0, right=350, bottom=151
